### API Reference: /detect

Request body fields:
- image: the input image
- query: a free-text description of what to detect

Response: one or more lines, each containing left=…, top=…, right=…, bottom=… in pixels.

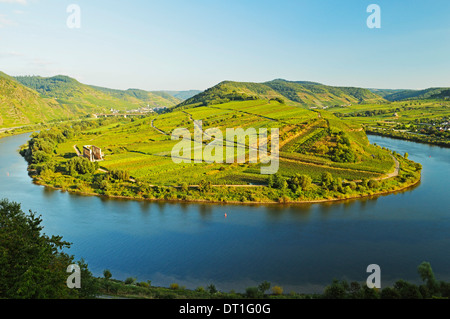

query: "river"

left=0, top=133, right=449, bottom=293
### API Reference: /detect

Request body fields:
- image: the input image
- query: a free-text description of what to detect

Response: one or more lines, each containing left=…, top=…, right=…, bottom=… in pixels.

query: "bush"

left=380, top=287, right=401, bottom=299
left=393, top=280, right=422, bottom=299
left=109, top=169, right=130, bottom=181
left=124, top=277, right=136, bottom=285
left=195, top=286, right=205, bottom=293
left=66, top=157, right=99, bottom=176
left=368, top=179, right=380, bottom=189
left=137, top=282, right=150, bottom=288
left=245, top=287, right=262, bottom=298
left=32, top=150, right=52, bottom=164
left=271, top=286, right=283, bottom=296
left=170, top=283, right=180, bottom=290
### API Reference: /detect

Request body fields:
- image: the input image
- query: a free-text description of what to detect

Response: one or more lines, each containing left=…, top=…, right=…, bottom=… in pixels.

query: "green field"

left=16, top=97, right=424, bottom=205
left=330, top=100, right=450, bottom=146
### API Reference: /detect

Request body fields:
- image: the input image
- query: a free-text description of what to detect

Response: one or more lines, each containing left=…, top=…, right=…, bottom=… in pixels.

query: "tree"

left=348, top=281, right=363, bottom=299
left=32, top=150, right=52, bottom=164
left=380, top=287, right=401, bottom=299
left=66, top=157, right=98, bottom=176
left=77, top=258, right=98, bottom=299
left=288, top=174, right=312, bottom=192
left=271, top=286, right=283, bottom=295
left=103, top=269, right=112, bottom=280
left=323, top=279, right=347, bottom=299
left=417, top=262, right=438, bottom=294
left=0, top=199, right=93, bottom=299
left=258, top=281, right=271, bottom=295
left=321, top=172, right=334, bottom=190
left=109, top=169, right=130, bottom=181
left=393, top=280, right=422, bottom=299
left=207, top=284, right=217, bottom=294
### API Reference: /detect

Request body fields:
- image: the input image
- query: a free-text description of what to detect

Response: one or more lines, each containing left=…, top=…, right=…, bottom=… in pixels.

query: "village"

left=92, top=105, right=168, bottom=119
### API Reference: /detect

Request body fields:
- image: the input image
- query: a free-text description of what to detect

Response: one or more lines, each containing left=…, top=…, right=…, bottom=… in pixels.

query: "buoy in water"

left=225, top=213, right=227, bottom=218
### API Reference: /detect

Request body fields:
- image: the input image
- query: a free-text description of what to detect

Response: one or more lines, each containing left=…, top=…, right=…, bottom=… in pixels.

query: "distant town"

left=92, top=105, right=168, bottom=118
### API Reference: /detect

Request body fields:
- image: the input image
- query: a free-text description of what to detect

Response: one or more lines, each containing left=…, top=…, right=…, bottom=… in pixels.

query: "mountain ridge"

left=177, top=79, right=387, bottom=109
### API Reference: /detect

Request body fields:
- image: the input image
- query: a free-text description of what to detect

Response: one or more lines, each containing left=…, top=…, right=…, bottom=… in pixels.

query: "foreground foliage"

left=0, top=199, right=97, bottom=299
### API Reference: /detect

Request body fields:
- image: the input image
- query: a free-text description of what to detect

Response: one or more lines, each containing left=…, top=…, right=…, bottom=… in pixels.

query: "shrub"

left=380, top=287, right=401, bottom=299
left=32, top=150, right=52, bottom=164
left=368, top=179, right=380, bottom=189
left=170, top=283, right=179, bottom=290
left=272, top=286, right=283, bottom=296
left=195, top=286, right=205, bottom=293
left=137, top=282, right=150, bottom=288
left=124, top=277, right=136, bottom=285
left=245, top=287, right=262, bottom=298
left=109, top=169, right=130, bottom=181
left=66, top=157, right=99, bottom=176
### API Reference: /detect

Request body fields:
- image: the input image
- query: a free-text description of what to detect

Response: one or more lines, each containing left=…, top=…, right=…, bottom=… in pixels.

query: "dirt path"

left=381, top=154, right=400, bottom=180
left=151, top=118, right=169, bottom=136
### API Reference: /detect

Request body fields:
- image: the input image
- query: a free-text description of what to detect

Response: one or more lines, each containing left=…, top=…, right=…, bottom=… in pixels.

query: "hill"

left=15, top=75, right=182, bottom=112
left=163, top=90, right=202, bottom=101
left=0, top=72, right=77, bottom=128
left=88, top=85, right=182, bottom=108
left=369, top=87, right=450, bottom=101
left=177, top=79, right=386, bottom=108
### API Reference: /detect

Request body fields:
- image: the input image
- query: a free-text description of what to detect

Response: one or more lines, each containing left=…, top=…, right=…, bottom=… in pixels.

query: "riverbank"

left=31, top=178, right=421, bottom=206
left=30, top=155, right=421, bottom=206
left=366, top=129, right=450, bottom=148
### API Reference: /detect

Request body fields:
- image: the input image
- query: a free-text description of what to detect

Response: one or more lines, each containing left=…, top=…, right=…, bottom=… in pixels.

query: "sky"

left=0, top=0, right=449, bottom=91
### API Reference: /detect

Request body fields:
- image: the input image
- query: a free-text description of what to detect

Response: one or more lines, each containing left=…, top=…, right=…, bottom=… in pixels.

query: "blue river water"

left=0, top=133, right=448, bottom=293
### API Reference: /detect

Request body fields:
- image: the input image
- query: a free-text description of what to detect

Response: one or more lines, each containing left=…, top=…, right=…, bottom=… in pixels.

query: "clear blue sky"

left=1, top=0, right=449, bottom=91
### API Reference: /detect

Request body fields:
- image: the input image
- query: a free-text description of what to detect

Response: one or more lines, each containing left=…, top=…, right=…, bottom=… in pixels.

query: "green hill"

left=15, top=75, right=181, bottom=112
left=89, top=86, right=182, bottom=108
left=178, top=79, right=386, bottom=109
left=162, top=90, right=202, bottom=101
left=0, top=72, right=76, bottom=128
left=369, top=87, right=450, bottom=101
